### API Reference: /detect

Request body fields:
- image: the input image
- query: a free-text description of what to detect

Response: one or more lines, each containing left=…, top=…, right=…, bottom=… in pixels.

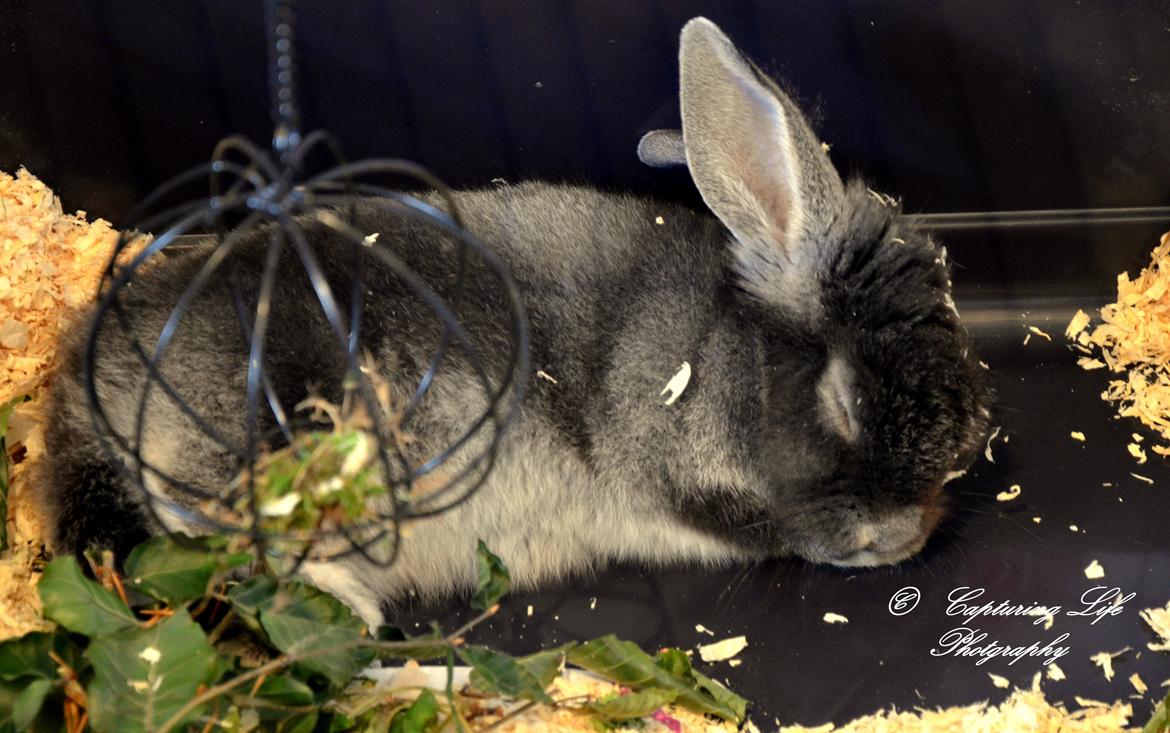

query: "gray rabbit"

left=40, top=18, right=991, bottom=626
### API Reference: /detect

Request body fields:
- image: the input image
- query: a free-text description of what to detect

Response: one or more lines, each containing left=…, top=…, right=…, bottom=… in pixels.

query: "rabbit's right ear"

left=679, top=18, right=845, bottom=305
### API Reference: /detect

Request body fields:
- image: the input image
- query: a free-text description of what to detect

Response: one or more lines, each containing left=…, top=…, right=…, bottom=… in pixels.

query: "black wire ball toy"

left=82, top=0, right=530, bottom=574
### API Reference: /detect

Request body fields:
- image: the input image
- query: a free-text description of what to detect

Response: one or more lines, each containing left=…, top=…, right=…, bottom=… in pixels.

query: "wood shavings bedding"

left=0, top=167, right=141, bottom=640
left=382, top=666, right=1143, bottom=733
left=1142, top=601, right=1170, bottom=652
left=1067, top=231, right=1170, bottom=455
left=462, top=671, right=737, bottom=733
left=775, top=684, right=1138, bottom=732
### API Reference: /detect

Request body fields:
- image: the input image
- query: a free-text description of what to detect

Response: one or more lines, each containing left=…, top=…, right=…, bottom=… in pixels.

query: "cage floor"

left=392, top=292, right=1170, bottom=727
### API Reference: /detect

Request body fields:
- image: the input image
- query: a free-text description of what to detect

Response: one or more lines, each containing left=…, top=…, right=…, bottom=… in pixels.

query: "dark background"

left=3, top=0, right=1170, bottom=727
left=2, top=1, right=1169, bottom=295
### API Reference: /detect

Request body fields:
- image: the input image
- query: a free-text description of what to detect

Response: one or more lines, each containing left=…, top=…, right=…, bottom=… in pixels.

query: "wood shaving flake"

left=1066, top=309, right=1092, bottom=338
left=1071, top=431, right=1087, bottom=441
left=1130, top=472, right=1154, bottom=484
left=536, top=370, right=559, bottom=384
left=989, top=673, right=1011, bottom=689
left=1029, top=325, right=1053, bottom=341
left=1077, top=357, right=1107, bottom=370
left=1084, top=560, right=1105, bottom=579
left=822, top=612, right=849, bottom=625
left=1046, top=664, right=1066, bottom=681
left=1127, top=443, right=1148, bottom=463
left=1071, top=231, right=1170, bottom=457
left=1129, top=673, right=1147, bottom=694
left=695, top=624, right=716, bottom=637
left=1140, top=602, right=1170, bottom=652
left=985, top=425, right=1002, bottom=463
left=1090, top=647, right=1130, bottom=681
left=996, top=484, right=1022, bottom=502
left=697, top=635, right=748, bottom=662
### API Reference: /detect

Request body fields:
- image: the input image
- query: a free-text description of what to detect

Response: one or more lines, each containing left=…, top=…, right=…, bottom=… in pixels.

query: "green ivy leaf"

left=650, top=646, right=744, bottom=718
left=0, top=678, right=65, bottom=733
left=254, top=674, right=316, bottom=707
left=0, top=630, right=85, bottom=681
left=38, top=556, right=137, bottom=637
left=227, top=575, right=279, bottom=633
left=389, top=689, right=439, bottom=733
left=84, top=609, right=218, bottom=733
left=273, top=712, right=319, bottom=733
left=585, top=688, right=679, bottom=721
left=689, top=668, right=747, bottom=723
left=460, top=646, right=552, bottom=703
left=10, top=678, right=53, bottom=731
left=515, top=644, right=575, bottom=688
left=567, top=636, right=747, bottom=723
left=372, top=626, right=449, bottom=662
left=258, top=581, right=374, bottom=688
left=653, top=648, right=692, bottom=681
left=123, top=534, right=251, bottom=606
left=470, top=541, right=510, bottom=611
left=0, top=395, right=29, bottom=554
left=1146, top=691, right=1170, bottom=733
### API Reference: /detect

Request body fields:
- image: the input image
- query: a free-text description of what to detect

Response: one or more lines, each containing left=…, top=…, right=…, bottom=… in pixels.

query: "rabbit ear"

left=679, top=18, right=845, bottom=300
left=637, top=129, right=687, bottom=168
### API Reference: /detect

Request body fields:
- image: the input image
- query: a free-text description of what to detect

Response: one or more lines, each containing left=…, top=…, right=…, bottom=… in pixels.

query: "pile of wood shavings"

left=0, top=167, right=131, bottom=639
left=470, top=673, right=736, bottom=733
left=465, top=673, right=1138, bottom=733
left=1067, top=231, right=1170, bottom=456
left=776, top=678, right=1137, bottom=733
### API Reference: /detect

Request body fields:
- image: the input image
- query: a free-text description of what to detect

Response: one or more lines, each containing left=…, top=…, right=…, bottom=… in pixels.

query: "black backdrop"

left=3, top=1, right=1169, bottom=296
left=3, top=1, right=1169, bottom=219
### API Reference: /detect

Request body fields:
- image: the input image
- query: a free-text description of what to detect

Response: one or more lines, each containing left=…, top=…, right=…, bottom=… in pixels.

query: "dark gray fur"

left=39, top=18, right=990, bottom=625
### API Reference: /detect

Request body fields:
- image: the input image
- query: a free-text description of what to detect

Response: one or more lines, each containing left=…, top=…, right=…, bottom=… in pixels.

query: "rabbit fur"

left=39, top=18, right=991, bottom=627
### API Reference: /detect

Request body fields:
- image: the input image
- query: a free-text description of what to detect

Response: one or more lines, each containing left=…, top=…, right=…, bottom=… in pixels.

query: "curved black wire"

left=83, top=0, right=529, bottom=570
left=85, top=143, right=530, bottom=569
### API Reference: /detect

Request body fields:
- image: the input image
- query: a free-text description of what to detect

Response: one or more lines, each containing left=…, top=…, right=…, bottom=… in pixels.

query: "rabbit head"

left=650, top=19, right=992, bottom=567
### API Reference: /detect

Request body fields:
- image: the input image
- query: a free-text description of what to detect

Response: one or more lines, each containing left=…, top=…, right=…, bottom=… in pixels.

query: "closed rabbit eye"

left=817, top=355, right=860, bottom=443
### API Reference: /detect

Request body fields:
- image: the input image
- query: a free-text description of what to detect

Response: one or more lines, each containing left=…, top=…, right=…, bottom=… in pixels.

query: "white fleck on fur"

left=661, top=361, right=692, bottom=405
